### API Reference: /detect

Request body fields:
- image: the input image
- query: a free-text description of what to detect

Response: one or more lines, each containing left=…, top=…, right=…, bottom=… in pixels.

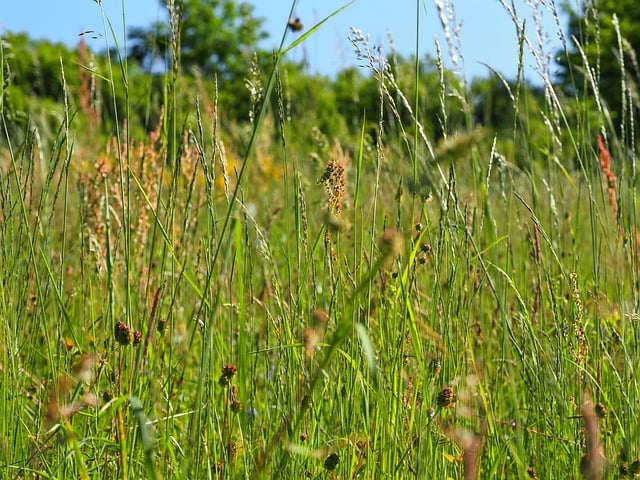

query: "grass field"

left=2, top=1, right=640, bottom=479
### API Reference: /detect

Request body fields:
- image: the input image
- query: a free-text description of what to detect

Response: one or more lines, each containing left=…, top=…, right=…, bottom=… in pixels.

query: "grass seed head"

left=227, top=441, right=239, bottom=462
left=437, top=386, right=456, bottom=409
left=219, top=363, right=238, bottom=386
left=527, top=466, right=539, bottom=479
left=324, top=452, right=340, bottom=471
left=114, top=321, right=134, bottom=346
left=231, top=398, right=242, bottom=414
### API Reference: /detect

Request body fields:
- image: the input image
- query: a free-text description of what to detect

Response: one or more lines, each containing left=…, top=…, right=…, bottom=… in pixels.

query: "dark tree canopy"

left=127, top=0, right=267, bottom=80
left=557, top=0, right=640, bottom=123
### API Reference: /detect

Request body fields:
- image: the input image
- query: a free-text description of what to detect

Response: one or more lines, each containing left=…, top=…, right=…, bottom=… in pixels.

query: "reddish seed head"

left=114, top=321, right=134, bottom=346
left=222, top=364, right=237, bottom=377
left=219, top=363, right=238, bottom=386
left=436, top=386, right=456, bottom=409
left=324, top=453, right=340, bottom=471
left=231, top=399, right=242, bottom=414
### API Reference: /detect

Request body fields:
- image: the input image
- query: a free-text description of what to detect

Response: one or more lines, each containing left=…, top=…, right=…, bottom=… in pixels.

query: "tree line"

left=1, top=0, right=638, bottom=147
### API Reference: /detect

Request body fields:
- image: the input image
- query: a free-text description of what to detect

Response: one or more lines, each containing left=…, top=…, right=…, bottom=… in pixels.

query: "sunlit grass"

left=2, top=0, right=640, bottom=479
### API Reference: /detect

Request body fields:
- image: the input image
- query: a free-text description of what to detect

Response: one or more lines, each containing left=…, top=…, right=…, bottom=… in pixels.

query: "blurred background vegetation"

left=4, top=0, right=635, bottom=166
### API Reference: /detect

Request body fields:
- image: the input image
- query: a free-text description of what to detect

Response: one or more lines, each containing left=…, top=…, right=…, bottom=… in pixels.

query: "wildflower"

left=246, top=407, right=258, bottom=418
left=133, top=330, right=143, bottom=347
left=63, top=337, right=76, bottom=351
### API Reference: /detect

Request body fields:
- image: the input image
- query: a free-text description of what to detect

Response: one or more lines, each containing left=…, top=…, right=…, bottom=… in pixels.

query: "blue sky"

left=0, top=1, right=568, bottom=83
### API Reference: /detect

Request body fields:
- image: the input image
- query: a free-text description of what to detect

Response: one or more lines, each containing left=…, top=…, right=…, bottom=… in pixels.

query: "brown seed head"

left=219, top=363, right=238, bottom=386
left=231, top=398, right=242, bottom=414
left=324, top=453, right=340, bottom=471
left=114, top=321, right=134, bottom=346
left=102, top=390, right=113, bottom=403
left=436, top=386, right=456, bottom=409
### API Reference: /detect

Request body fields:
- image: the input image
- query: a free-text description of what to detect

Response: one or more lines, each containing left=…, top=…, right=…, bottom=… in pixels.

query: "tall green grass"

left=2, top=0, right=640, bottom=478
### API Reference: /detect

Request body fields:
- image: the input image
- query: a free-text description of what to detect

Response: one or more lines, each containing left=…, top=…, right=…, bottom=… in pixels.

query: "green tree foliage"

left=0, top=30, right=162, bottom=143
left=127, top=0, right=267, bottom=121
left=470, top=75, right=519, bottom=132
left=127, top=0, right=267, bottom=80
left=470, top=75, right=558, bottom=170
left=1, top=32, right=83, bottom=144
left=333, top=67, right=380, bottom=131
left=389, top=55, right=467, bottom=140
left=557, top=0, right=640, bottom=127
left=281, top=63, right=347, bottom=142
left=333, top=55, right=468, bottom=142
left=2, top=32, right=78, bottom=102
